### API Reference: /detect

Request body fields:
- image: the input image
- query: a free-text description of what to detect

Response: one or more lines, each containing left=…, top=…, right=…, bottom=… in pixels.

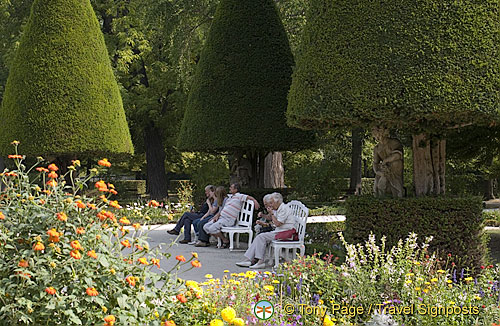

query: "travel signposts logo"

left=254, top=300, right=274, bottom=320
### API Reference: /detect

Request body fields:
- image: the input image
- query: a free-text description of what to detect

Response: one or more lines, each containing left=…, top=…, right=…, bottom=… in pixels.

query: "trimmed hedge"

left=287, top=0, right=500, bottom=132
left=178, top=0, right=314, bottom=152
left=0, top=0, right=133, bottom=157
left=345, top=196, right=488, bottom=271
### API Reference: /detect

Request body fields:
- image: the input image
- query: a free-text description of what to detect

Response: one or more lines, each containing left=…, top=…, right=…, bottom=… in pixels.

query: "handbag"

left=274, top=228, right=298, bottom=241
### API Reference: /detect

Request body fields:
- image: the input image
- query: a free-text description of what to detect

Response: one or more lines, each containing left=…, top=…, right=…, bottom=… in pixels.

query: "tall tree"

left=287, top=0, right=500, bottom=196
left=0, top=0, right=133, bottom=161
left=91, top=0, right=216, bottom=199
left=178, top=0, right=314, bottom=188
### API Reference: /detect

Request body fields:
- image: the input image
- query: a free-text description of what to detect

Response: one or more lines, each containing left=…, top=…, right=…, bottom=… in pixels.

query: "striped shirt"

left=220, top=193, right=248, bottom=219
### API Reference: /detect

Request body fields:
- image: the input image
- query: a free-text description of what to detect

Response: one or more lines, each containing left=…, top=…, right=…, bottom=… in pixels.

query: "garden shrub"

left=345, top=196, right=488, bottom=271
left=0, top=0, right=133, bottom=157
left=0, top=147, right=201, bottom=325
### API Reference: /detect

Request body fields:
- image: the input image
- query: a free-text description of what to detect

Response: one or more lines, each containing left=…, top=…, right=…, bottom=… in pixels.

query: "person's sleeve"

left=238, top=193, right=248, bottom=203
left=276, top=204, right=291, bottom=223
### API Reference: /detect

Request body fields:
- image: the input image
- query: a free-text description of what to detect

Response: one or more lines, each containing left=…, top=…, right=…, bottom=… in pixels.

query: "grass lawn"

left=487, top=229, right=500, bottom=264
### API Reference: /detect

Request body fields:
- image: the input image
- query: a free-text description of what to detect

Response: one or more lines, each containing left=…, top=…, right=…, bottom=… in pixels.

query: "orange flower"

left=95, top=180, right=108, bottom=192
left=8, top=154, right=23, bottom=159
left=109, top=200, right=121, bottom=209
left=87, top=250, right=97, bottom=259
left=47, top=171, right=58, bottom=179
left=0, top=211, right=5, bottom=220
left=135, top=244, right=144, bottom=251
left=121, top=239, right=131, bottom=248
left=70, top=250, right=81, bottom=259
left=86, top=287, right=99, bottom=296
left=36, top=167, right=49, bottom=173
left=163, top=321, right=176, bottom=326
left=125, top=276, right=136, bottom=287
left=132, top=223, right=141, bottom=230
left=191, top=260, right=202, bottom=268
left=192, top=252, right=198, bottom=259
left=45, top=287, right=56, bottom=295
left=104, top=315, right=116, bottom=326
left=33, top=242, right=45, bottom=251
left=119, top=217, right=130, bottom=225
left=47, top=228, right=60, bottom=242
left=98, top=158, right=112, bottom=167
left=46, top=180, right=57, bottom=187
left=56, top=212, right=68, bottom=222
left=76, top=227, right=85, bottom=235
left=151, top=258, right=160, bottom=268
left=70, top=240, right=82, bottom=250
left=87, top=203, right=97, bottom=210
left=138, top=257, right=149, bottom=265
left=47, top=163, right=59, bottom=171
left=109, top=189, right=118, bottom=195
left=18, top=259, right=29, bottom=268
left=176, top=293, right=187, bottom=303
left=148, top=200, right=160, bottom=207
left=100, top=195, right=108, bottom=202
left=175, top=255, right=186, bottom=262
left=75, top=200, right=85, bottom=209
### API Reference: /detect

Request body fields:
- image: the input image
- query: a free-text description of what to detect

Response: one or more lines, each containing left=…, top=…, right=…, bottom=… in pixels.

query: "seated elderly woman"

left=254, top=194, right=275, bottom=235
left=236, top=192, right=295, bottom=269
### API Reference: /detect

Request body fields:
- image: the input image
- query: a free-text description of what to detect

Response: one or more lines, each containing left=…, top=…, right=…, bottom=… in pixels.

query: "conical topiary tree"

left=178, top=0, right=314, bottom=188
left=287, top=0, right=500, bottom=195
left=0, top=0, right=133, bottom=159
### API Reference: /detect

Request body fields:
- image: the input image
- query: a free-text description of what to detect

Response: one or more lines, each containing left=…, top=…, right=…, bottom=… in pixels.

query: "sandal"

left=219, top=241, right=230, bottom=249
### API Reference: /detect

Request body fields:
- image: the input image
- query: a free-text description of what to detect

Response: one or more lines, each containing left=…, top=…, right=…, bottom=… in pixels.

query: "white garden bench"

left=267, top=200, right=309, bottom=268
left=217, top=199, right=255, bottom=251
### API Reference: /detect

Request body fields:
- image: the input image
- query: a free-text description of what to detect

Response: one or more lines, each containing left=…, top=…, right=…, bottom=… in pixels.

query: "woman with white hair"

left=254, top=194, right=275, bottom=235
left=236, top=192, right=296, bottom=269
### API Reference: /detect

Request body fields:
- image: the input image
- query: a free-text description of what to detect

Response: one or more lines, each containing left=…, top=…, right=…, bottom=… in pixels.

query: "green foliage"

left=287, top=0, right=500, bottom=133
left=0, top=149, right=201, bottom=325
left=345, top=196, right=488, bottom=271
left=178, top=0, right=315, bottom=152
left=0, top=0, right=133, bottom=158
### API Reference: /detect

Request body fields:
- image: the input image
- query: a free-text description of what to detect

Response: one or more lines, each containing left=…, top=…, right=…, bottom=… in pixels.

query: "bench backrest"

left=288, top=200, right=308, bottom=242
left=236, top=199, right=254, bottom=228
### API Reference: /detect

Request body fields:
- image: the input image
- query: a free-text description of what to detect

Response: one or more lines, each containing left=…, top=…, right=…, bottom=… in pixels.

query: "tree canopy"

left=287, top=0, right=500, bottom=133
left=178, top=0, right=314, bottom=153
left=0, top=0, right=132, bottom=157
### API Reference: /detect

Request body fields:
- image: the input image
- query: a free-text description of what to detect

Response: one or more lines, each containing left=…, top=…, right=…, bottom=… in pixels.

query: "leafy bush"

left=345, top=196, right=488, bottom=271
left=0, top=147, right=201, bottom=325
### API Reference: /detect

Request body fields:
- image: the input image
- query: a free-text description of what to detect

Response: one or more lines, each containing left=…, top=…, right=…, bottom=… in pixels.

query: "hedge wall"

left=0, top=0, right=133, bottom=157
left=178, top=0, right=314, bottom=152
left=345, top=196, right=487, bottom=271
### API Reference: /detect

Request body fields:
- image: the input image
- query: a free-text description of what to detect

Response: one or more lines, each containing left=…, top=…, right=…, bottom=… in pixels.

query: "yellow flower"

left=318, top=299, right=324, bottom=305
left=464, top=277, right=473, bottom=282
left=323, top=315, right=335, bottom=326
left=221, top=306, right=236, bottom=322
left=437, top=269, right=445, bottom=274
left=406, top=273, right=414, bottom=277
left=405, top=280, right=412, bottom=284
left=232, top=318, right=244, bottom=326
left=475, top=296, right=481, bottom=300
left=210, top=319, right=224, bottom=326
left=430, top=278, right=438, bottom=283
left=224, top=270, right=230, bottom=273
left=447, top=280, right=452, bottom=284
left=205, top=274, right=213, bottom=279
left=272, top=280, right=280, bottom=284
left=417, top=277, right=424, bottom=281
left=264, top=285, right=274, bottom=292
left=449, top=301, right=455, bottom=305
left=415, top=287, right=421, bottom=291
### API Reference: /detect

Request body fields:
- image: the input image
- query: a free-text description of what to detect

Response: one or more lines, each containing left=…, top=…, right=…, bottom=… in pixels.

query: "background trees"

left=287, top=0, right=500, bottom=196
left=178, top=0, right=315, bottom=188
left=0, top=0, right=132, bottom=162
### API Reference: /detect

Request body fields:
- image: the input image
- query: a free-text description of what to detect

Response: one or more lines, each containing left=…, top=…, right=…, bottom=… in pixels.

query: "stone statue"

left=372, top=127, right=404, bottom=198
left=230, top=152, right=253, bottom=187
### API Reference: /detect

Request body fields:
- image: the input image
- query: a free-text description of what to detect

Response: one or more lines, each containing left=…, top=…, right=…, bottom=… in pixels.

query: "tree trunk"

left=145, top=123, right=168, bottom=200
left=484, top=156, right=496, bottom=200
left=412, top=134, right=446, bottom=196
left=264, top=152, right=284, bottom=188
left=349, top=128, right=363, bottom=195
left=230, top=150, right=267, bottom=188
